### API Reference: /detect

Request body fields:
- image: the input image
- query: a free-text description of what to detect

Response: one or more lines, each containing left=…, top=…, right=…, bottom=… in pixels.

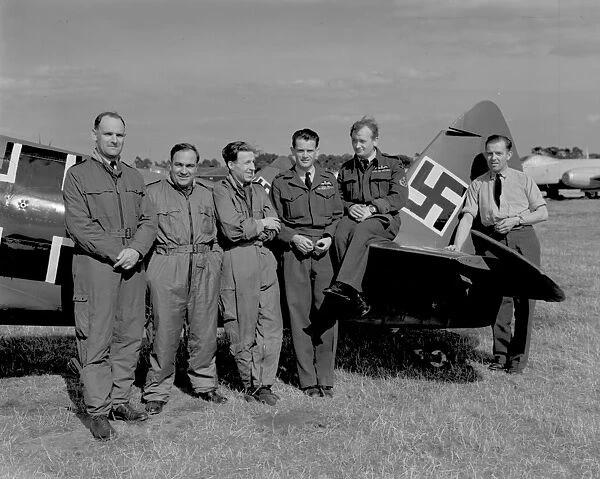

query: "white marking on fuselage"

left=0, top=226, right=3, bottom=245
left=0, top=143, right=21, bottom=184
left=62, top=154, right=77, bottom=190
left=45, top=236, right=73, bottom=283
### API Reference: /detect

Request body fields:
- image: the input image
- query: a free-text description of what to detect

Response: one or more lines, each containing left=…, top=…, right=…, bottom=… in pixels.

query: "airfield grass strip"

left=0, top=199, right=598, bottom=479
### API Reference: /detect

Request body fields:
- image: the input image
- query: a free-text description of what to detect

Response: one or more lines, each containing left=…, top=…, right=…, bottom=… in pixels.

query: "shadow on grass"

left=276, top=324, right=490, bottom=386
left=0, top=321, right=490, bottom=409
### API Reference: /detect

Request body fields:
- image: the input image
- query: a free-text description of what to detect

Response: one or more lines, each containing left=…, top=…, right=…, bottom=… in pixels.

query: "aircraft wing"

left=367, top=231, right=565, bottom=303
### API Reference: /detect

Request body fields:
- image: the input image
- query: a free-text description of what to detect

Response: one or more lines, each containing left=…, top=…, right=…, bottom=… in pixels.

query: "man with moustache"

left=63, top=112, right=157, bottom=441
left=142, top=143, right=227, bottom=415
left=213, top=141, right=283, bottom=405
left=448, top=135, right=547, bottom=374
left=324, top=117, right=408, bottom=317
left=270, top=129, right=343, bottom=398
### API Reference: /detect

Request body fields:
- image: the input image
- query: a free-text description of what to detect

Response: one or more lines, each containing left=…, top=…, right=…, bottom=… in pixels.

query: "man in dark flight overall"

left=271, top=129, right=343, bottom=398
left=448, top=135, right=547, bottom=374
left=142, top=143, right=227, bottom=415
left=324, top=117, right=408, bottom=317
left=213, top=141, right=283, bottom=405
left=63, top=112, right=157, bottom=440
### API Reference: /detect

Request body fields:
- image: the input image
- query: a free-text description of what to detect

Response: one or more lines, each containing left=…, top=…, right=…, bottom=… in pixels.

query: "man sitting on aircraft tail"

left=324, top=116, right=408, bottom=317
left=448, top=135, right=548, bottom=374
left=63, top=112, right=157, bottom=441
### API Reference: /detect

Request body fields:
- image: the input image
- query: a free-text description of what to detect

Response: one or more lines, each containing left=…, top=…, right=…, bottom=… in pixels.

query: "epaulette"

left=146, top=178, right=163, bottom=187
left=195, top=178, right=215, bottom=190
left=381, top=152, right=401, bottom=161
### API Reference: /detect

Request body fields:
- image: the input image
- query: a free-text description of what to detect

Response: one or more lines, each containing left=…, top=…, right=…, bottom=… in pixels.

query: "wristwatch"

left=368, top=205, right=377, bottom=214
left=517, top=215, right=525, bottom=226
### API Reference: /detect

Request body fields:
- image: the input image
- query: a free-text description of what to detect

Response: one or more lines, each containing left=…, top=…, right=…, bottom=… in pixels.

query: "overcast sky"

left=2, top=0, right=600, bottom=164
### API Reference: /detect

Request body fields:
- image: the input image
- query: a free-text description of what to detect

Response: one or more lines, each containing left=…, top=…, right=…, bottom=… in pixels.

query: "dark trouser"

left=282, top=237, right=338, bottom=389
left=72, top=254, right=146, bottom=417
left=334, top=215, right=399, bottom=292
left=220, top=245, right=283, bottom=390
left=484, top=226, right=541, bottom=368
left=143, top=249, right=222, bottom=403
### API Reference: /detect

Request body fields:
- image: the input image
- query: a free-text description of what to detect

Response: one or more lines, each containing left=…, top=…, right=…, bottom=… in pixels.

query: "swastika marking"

left=402, top=156, right=468, bottom=236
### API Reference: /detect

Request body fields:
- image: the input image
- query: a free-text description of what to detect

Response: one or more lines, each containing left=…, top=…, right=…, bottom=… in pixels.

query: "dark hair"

left=93, top=111, right=126, bottom=129
left=485, top=135, right=512, bottom=151
left=350, top=116, right=378, bottom=139
left=222, top=141, right=254, bottom=165
left=291, top=128, right=320, bottom=148
left=170, top=142, right=199, bottom=163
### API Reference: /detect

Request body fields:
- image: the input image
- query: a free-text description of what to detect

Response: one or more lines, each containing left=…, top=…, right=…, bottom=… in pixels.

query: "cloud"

left=586, top=114, right=600, bottom=124
left=0, top=65, right=115, bottom=97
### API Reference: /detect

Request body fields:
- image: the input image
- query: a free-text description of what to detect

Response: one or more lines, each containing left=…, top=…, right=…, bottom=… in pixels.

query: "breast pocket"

left=197, top=206, right=216, bottom=234
left=314, top=187, right=336, bottom=220
left=280, top=190, right=306, bottom=220
left=371, top=172, right=391, bottom=198
left=85, top=188, right=117, bottom=224
left=125, top=187, right=144, bottom=213
left=341, top=176, right=357, bottom=200
left=156, top=207, right=183, bottom=239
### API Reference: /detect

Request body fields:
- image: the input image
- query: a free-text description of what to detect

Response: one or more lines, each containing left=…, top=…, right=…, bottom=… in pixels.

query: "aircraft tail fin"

left=395, top=100, right=520, bottom=249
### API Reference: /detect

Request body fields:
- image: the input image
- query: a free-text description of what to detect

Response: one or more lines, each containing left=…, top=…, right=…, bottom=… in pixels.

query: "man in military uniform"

left=324, top=117, right=408, bottom=316
left=448, top=135, right=547, bottom=374
left=271, top=129, right=343, bottom=398
left=63, top=112, right=157, bottom=441
left=142, top=143, right=227, bottom=415
left=213, top=141, right=283, bottom=405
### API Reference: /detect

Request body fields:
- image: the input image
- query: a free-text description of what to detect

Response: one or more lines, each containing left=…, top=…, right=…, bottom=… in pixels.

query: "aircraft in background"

left=521, top=154, right=600, bottom=199
left=0, top=101, right=565, bottom=328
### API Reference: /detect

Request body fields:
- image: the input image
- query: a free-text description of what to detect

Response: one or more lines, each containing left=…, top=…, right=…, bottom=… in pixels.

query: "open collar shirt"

left=462, top=167, right=546, bottom=227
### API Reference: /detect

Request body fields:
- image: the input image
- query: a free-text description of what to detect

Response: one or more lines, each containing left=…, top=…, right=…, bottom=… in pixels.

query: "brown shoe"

left=90, top=415, right=116, bottom=441
left=194, top=390, right=228, bottom=404
left=144, top=400, right=165, bottom=415
left=321, top=386, right=334, bottom=398
left=302, top=386, right=322, bottom=398
left=254, top=386, right=279, bottom=406
left=488, top=356, right=507, bottom=371
left=109, top=403, right=149, bottom=422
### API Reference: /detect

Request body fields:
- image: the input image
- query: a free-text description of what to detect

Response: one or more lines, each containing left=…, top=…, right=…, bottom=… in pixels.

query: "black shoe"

left=488, top=356, right=507, bottom=371
left=302, top=386, right=322, bottom=398
left=144, top=400, right=165, bottom=415
left=321, top=386, right=334, bottom=398
left=109, top=403, right=149, bottom=422
left=354, top=292, right=371, bottom=317
left=324, top=281, right=354, bottom=302
left=90, top=415, right=116, bottom=441
left=194, top=390, right=228, bottom=404
left=254, top=386, right=279, bottom=406
left=506, top=361, right=525, bottom=375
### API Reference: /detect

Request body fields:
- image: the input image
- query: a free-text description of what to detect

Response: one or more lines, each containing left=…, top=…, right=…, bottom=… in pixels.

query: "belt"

left=108, top=227, right=133, bottom=239
left=223, top=239, right=263, bottom=251
left=155, top=242, right=214, bottom=255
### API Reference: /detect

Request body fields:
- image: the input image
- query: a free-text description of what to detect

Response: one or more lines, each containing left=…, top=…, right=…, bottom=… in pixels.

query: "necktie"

left=494, top=174, right=502, bottom=208
left=305, top=171, right=312, bottom=189
left=110, top=160, right=117, bottom=171
left=361, top=159, right=369, bottom=171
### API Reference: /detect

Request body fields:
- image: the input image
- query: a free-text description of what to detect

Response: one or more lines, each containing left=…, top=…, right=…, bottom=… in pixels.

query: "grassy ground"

left=1, top=199, right=598, bottom=479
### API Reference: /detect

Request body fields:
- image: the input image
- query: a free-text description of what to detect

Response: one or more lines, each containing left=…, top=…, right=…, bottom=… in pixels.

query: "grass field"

left=1, top=199, right=599, bottom=479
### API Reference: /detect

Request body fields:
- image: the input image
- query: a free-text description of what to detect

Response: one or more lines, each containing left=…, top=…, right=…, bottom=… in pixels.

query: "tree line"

left=134, top=152, right=414, bottom=172
left=530, top=146, right=600, bottom=159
